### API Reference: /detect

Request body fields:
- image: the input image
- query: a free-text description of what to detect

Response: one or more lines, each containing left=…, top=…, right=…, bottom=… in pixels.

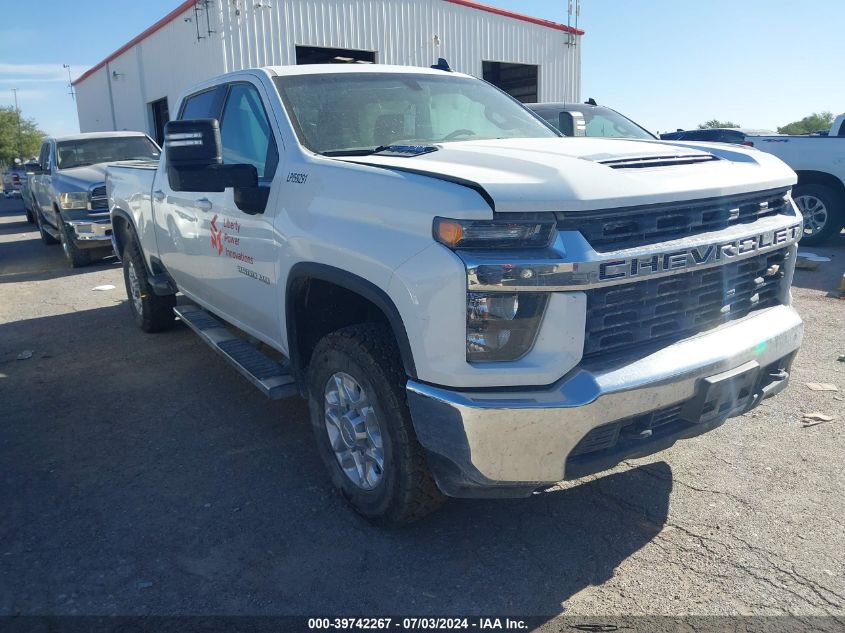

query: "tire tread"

left=309, top=324, right=444, bottom=526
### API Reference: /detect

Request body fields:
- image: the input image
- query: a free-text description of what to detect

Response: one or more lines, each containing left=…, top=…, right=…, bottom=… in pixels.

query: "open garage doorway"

left=296, top=46, right=376, bottom=65
left=482, top=61, right=538, bottom=103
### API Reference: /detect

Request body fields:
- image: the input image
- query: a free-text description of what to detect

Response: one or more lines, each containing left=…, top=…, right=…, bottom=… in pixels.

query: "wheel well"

left=795, top=170, right=845, bottom=195
left=112, top=213, right=131, bottom=256
left=287, top=268, right=417, bottom=391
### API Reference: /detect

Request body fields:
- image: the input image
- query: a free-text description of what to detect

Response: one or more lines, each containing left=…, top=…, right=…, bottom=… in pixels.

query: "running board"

left=174, top=305, right=297, bottom=400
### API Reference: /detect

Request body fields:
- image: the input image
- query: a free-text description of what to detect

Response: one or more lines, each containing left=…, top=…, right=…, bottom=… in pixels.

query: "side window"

left=179, top=87, right=222, bottom=120
left=219, top=83, right=279, bottom=181
left=38, top=143, right=51, bottom=172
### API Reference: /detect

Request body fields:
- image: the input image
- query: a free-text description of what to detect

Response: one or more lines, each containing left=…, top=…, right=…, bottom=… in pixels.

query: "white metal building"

left=74, top=0, right=583, bottom=144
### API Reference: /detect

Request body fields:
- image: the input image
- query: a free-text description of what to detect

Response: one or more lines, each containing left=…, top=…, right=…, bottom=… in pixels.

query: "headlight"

left=434, top=216, right=556, bottom=250
left=58, top=192, right=89, bottom=210
left=466, top=292, right=548, bottom=362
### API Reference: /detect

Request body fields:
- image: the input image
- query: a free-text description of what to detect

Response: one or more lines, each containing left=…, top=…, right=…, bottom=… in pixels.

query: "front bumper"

left=407, top=304, right=803, bottom=498
left=67, top=219, right=113, bottom=248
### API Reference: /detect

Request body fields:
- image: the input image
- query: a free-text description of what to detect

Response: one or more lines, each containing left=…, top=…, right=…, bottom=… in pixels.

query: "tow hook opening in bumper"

left=561, top=352, right=795, bottom=480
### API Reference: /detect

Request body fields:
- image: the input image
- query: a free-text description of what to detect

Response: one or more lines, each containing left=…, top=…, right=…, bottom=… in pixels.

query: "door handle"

left=153, top=189, right=166, bottom=202
left=195, top=197, right=213, bottom=212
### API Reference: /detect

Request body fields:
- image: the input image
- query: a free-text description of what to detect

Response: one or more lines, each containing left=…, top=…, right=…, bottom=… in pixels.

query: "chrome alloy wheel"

left=126, top=259, right=144, bottom=316
left=795, top=194, right=829, bottom=237
left=324, top=372, right=385, bottom=490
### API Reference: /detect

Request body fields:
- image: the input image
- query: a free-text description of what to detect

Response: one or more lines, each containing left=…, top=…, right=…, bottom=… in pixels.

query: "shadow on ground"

left=0, top=304, right=672, bottom=617
left=791, top=235, right=844, bottom=295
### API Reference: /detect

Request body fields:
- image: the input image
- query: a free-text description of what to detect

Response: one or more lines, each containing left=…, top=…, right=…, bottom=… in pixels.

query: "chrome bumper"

left=67, top=219, right=112, bottom=246
left=407, top=304, right=803, bottom=498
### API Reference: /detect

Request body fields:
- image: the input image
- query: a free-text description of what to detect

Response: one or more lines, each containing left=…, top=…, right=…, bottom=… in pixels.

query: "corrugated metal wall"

left=76, top=0, right=581, bottom=135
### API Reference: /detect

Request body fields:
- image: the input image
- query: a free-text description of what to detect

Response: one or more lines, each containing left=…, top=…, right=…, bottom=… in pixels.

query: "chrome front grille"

left=557, top=188, right=791, bottom=252
left=583, top=249, right=789, bottom=361
left=89, top=185, right=108, bottom=210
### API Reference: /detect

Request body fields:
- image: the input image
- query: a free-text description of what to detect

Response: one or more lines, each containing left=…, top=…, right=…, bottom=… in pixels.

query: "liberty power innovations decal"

left=209, top=215, right=268, bottom=284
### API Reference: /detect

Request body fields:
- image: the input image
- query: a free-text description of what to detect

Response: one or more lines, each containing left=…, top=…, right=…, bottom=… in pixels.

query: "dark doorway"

left=149, top=97, right=169, bottom=146
left=482, top=61, right=539, bottom=103
left=295, top=46, right=376, bottom=65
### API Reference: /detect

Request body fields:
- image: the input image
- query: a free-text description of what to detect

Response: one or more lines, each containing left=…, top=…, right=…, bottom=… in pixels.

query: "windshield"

left=56, top=137, right=160, bottom=169
left=534, top=105, right=655, bottom=140
left=274, top=72, right=558, bottom=155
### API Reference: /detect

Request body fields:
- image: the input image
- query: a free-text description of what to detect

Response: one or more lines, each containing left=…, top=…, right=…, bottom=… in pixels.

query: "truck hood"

left=338, top=137, right=797, bottom=212
left=54, top=164, right=108, bottom=191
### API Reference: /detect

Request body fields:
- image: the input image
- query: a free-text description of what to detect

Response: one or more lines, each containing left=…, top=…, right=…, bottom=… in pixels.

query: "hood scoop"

left=596, top=153, right=721, bottom=169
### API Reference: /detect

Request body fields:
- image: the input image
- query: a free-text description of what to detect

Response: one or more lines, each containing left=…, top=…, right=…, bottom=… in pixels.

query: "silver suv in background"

left=29, top=132, right=160, bottom=267
left=528, top=100, right=657, bottom=139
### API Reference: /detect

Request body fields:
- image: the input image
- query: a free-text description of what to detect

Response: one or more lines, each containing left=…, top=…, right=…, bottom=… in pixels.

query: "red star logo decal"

left=210, top=214, right=224, bottom=255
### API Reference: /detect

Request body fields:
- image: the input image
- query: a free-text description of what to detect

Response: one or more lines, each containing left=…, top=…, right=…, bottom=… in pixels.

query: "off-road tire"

left=122, top=235, right=176, bottom=333
left=57, top=216, right=92, bottom=268
left=36, top=209, right=59, bottom=245
left=308, top=324, right=444, bottom=527
left=794, top=183, right=844, bottom=246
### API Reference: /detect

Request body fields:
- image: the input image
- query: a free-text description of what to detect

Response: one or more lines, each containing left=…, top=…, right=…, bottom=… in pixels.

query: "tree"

left=698, top=119, right=741, bottom=129
left=0, top=106, right=45, bottom=167
left=777, top=111, right=835, bottom=135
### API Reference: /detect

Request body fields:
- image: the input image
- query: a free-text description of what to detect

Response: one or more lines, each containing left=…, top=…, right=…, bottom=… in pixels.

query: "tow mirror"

left=558, top=111, right=587, bottom=137
left=164, top=119, right=257, bottom=193
left=164, top=119, right=222, bottom=168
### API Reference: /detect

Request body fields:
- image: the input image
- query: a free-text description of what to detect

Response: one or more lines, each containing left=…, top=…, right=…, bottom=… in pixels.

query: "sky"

left=1, top=0, right=843, bottom=139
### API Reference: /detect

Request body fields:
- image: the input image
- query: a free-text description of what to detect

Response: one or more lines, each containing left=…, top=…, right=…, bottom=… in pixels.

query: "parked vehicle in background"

left=529, top=101, right=657, bottom=139
left=108, top=64, right=803, bottom=526
left=3, top=164, right=26, bottom=198
left=659, top=128, right=776, bottom=145
left=746, top=114, right=845, bottom=245
left=29, top=132, right=160, bottom=267
left=19, top=161, right=40, bottom=223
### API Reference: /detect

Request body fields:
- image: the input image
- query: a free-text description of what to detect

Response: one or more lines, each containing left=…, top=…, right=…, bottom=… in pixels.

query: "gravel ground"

left=1, top=197, right=843, bottom=623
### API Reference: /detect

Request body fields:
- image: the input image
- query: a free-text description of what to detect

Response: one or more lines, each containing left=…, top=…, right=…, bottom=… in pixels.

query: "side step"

left=174, top=305, right=298, bottom=400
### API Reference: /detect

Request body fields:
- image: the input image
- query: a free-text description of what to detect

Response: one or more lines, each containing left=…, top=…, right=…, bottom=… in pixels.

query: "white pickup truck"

left=747, top=113, right=845, bottom=244
left=107, top=65, right=804, bottom=526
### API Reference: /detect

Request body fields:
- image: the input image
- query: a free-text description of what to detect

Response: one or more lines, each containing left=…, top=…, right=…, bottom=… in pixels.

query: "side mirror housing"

left=164, top=119, right=222, bottom=168
left=164, top=119, right=258, bottom=193
left=558, top=111, right=587, bottom=137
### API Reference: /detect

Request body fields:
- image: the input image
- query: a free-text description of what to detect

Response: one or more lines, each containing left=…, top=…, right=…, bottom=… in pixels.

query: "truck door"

left=32, top=142, right=53, bottom=219
left=154, top=86, right=227, bottom=300
left=198, top=80, right=282, bottom=340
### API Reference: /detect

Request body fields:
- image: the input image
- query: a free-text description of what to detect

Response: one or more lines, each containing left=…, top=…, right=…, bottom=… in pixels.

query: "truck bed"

left=106, top=161, right=159, bottom=261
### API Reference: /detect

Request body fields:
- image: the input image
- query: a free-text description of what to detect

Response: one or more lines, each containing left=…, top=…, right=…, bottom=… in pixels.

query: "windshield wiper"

left=322, top=144, right=438, bottom=158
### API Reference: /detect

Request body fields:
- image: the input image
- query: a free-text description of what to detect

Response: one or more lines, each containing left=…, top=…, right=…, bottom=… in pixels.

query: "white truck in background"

left=747, top=113, right=845, bottom=244
left=107, top=64, right=804, bottom=526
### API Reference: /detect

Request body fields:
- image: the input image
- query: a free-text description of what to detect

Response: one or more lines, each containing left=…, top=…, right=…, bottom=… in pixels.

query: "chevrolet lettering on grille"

left=598, top=223, right=802, bottom=282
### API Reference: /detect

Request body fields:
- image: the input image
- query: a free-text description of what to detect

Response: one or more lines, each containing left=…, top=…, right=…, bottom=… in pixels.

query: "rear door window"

left=179, top=87, right=225, bottom=120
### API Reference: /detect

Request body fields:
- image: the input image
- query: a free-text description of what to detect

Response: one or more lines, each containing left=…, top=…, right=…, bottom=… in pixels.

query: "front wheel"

left=122, top=236, right=176, bottom=333
left=57, top=218, right=92, bottom=268
left=793, top=184, right=844, bottom=246
left=307, top=324, right=444, bottom=527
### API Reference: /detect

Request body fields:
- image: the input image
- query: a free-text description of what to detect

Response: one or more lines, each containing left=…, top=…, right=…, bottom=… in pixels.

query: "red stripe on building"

left=74, top=0, right=584, bottom=86
left=73, top=0, right=195, bottom=86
